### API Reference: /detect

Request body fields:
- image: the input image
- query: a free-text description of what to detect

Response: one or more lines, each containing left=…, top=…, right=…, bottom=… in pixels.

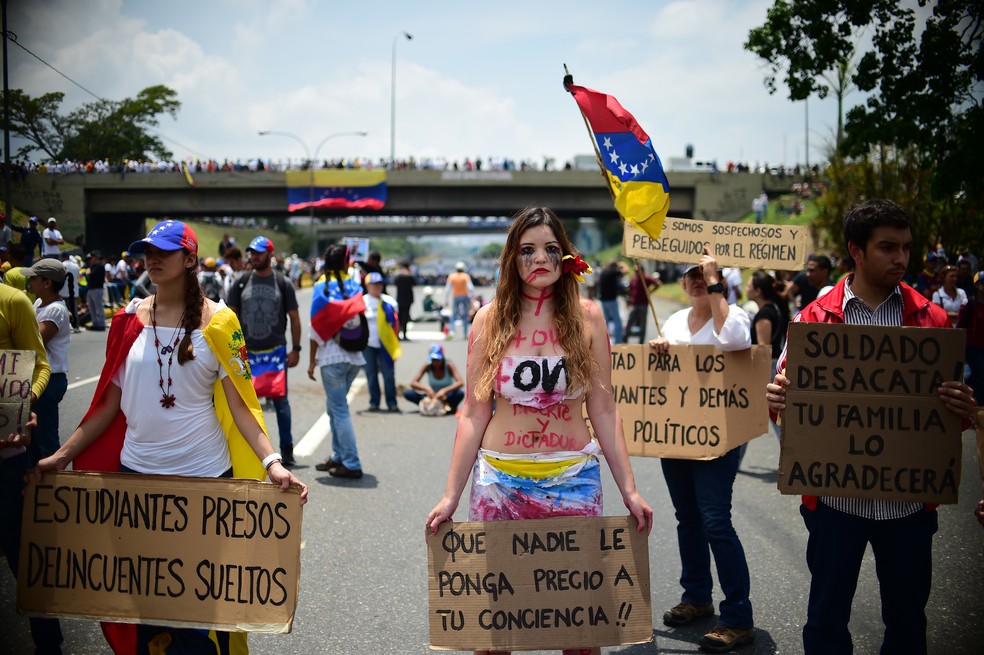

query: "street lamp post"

left=258, top=130, right=368, bottom=255
left=390, top=31, right=413, bottom=169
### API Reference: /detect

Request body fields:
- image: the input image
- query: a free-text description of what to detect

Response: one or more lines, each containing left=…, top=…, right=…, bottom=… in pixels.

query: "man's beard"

left=253, top=256, right=271, bottom=271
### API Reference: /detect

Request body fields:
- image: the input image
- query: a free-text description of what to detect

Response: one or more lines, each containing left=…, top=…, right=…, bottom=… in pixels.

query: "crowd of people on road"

left=0, top=198, right=981, bottom=655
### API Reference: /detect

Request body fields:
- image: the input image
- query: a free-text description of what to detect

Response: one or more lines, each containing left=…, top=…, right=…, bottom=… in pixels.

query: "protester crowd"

left=0, top=199, right=981, bottom=655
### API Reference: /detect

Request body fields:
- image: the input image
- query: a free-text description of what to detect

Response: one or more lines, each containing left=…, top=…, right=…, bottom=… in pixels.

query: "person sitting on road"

left=403, top=344, right=464, bottom=415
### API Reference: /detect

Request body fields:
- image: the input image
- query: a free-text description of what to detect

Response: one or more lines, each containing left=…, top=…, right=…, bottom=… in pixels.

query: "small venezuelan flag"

left=249, top=345, right=287, bottom=399
left=286, top=169, right=387, bottom=212
left=565, top=82, right=670, bottom=242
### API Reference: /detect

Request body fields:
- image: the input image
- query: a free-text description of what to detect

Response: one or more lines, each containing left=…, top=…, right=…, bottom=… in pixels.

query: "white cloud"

left=7, top=0, right=844, bottom=167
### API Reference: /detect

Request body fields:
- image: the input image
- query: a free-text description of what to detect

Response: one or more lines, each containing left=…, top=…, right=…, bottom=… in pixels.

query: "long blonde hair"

left=474, top=207, right=594, bottom=400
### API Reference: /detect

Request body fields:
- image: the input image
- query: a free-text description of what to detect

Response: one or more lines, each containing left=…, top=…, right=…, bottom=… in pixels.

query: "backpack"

left=335, top=312, right=369, bottom=352
left=199, top=271, right=222, bottom=302
left=327, top=274, right=369, bottom=352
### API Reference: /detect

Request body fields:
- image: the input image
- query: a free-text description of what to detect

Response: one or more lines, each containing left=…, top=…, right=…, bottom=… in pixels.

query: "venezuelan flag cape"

left=249, top=345, right=287, bottom=399
left=310, top=276, right=366, bottom=342
left=375, top=294, right=402, bottom=365
left=73, top=300, right=267, bottom=655
left=286, top=169, right=386, bottom=212
left=565, top=82, right=670, bottom=242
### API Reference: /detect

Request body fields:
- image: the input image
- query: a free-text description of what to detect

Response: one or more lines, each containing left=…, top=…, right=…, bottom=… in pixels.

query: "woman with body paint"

left=426, top=206, right=653, bottom=655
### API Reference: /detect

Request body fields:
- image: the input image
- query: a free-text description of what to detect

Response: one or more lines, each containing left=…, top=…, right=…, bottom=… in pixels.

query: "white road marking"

left=293, top=378, right=366, bottom=457
left=67, top=375, right=101, bottom=391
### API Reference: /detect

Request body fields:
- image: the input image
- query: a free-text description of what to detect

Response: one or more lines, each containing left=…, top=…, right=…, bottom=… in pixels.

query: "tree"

left=745, top=0, right=983, bottom=265
left=1, top=85, right=181, bottom=162
left=477, top=242, right=504, bottom=260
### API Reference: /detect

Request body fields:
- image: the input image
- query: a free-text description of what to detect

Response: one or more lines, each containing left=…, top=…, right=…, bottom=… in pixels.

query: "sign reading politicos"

left=427, top=516, right=651, bottom=652
left=18, top=471, right=303, bottom=633
left=611, top=344, right=771, bottom=460
left=780, top=323, right=966, bottom=503
left=622, top=217, right=809, bottom=270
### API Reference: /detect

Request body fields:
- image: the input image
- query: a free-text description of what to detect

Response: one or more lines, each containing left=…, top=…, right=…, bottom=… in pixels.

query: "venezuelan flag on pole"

left=286, top=169, right=387, bottom=212
left=565, top=82, right=670, bottom=242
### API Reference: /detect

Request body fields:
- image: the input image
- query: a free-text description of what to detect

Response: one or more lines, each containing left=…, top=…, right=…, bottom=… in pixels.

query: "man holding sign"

left=766, top=200, right=976, bottom=655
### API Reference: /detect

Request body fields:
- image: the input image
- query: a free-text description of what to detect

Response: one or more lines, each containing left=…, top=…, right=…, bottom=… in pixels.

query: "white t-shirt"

left=59, top=260, right=80, bottom=299
left=364, top=293, right=397, bottom=348
left=42, top=227, right=62, bottom=256
left=661, top=303, right=752, bottom=350
left=34, top=299, right=70, bottom=373
left=116, top=259, right=129, bottom=281
left=931, top=287, right=968, bottom=326
left=113, top=324, right=230, bottom=476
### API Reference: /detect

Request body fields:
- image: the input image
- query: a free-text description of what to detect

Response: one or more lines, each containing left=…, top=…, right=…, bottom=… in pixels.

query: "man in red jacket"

left=765, top=199, right=976, bottom=655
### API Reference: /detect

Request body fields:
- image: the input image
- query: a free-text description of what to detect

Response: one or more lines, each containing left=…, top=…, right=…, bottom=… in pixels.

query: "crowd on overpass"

left=8, top=155, right=821, bottom=179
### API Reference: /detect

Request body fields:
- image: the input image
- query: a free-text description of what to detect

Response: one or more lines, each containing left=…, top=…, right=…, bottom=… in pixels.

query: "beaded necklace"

left=151, top=299, right=185, bottom=409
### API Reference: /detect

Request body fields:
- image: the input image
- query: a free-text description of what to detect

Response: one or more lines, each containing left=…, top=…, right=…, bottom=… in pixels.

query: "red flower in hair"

left=562, top=254, right=593, bottom=283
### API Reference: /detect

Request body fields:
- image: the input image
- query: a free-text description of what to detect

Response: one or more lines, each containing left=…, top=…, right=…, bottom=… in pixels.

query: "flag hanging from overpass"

left=286, top=169, right=387, bottom=211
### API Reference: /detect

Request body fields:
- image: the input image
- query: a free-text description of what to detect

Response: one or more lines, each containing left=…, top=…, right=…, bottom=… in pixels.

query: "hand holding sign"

left=0, top=410, right=36, bottom=450
left=936, top=380, right=977, bottom=420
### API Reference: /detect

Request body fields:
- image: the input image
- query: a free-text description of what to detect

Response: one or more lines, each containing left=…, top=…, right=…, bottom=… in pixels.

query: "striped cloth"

left=820, top=277, right=923, bottom=520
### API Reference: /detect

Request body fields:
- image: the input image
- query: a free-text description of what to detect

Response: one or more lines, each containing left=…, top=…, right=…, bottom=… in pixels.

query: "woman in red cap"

left=34, top=220, right=307, bottom=653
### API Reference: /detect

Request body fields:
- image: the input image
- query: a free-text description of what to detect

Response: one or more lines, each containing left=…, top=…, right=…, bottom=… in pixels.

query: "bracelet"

left=262, top=453, right=283, bottom=470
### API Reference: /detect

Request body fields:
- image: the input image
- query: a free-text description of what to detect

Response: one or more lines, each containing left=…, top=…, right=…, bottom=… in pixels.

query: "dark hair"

left=808, top=254, right=832, bottom=272
left=225, top=246, right=242, bottom=260
left=843, top=199, right=911, bottom=252
left=751, top=270, right=790, bottom=320
left=8, top=242, right=24, bottom=260
left=323, top=244, right=351, bottom=298
left=178, top=255, right=204, bottom=365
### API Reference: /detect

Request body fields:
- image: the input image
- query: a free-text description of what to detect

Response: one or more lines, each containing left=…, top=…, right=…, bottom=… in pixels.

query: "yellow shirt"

left=2, top=267, right=36, bottom=303
left=0, top=283, right=50, bottom=400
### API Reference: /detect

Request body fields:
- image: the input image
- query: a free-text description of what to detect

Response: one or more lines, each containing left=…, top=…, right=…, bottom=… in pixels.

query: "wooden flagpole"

left=563, top=64, right=662, bottom=338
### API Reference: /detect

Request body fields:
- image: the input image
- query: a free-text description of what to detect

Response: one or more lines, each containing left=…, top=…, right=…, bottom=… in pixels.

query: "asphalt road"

left=2, top=287, right=982, bottom=654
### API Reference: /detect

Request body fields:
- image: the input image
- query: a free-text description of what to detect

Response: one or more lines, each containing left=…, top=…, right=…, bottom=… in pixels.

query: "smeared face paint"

left=516, top=225, right=562, bottom=291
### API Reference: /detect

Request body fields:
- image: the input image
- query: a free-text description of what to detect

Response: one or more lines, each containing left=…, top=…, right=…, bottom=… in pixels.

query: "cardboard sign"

left=611, top=344, right=772, bottom=460
left=343, top=237, right=370, bottom=265
left=621, top=218, right=809, bottom=270
left=779, top=323, right=966, bottom=503
left=427, top=516, right=651, bottom=651
left=0, top=349, right=35, bottom=437
left=18, top=471, right=303, bottom=633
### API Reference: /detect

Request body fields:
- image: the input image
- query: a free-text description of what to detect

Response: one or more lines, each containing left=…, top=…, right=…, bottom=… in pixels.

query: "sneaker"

left=315, top=459, right=340, bottom=472
left=385, top=406, right=401, bottom=413
left=281, top=446, right=296, bottom=467
left=365, top=406, right=382, bottom=413
left=663, top=602, right=714, bottom=627
left=698, top=625, right=754, bottom=653
left=328, top=463, right=363, bottom=479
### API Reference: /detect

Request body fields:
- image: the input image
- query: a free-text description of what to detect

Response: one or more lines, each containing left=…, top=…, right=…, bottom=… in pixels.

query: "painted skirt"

left=468, top=442, right=603, bottom=521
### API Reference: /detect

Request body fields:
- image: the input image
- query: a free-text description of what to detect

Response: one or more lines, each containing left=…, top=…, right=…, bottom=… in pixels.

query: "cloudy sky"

left=9, top=0, right=855, bottom=168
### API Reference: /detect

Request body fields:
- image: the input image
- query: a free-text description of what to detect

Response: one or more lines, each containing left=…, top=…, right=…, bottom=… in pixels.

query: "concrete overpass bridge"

left=9, top=169, right=793, bottom=255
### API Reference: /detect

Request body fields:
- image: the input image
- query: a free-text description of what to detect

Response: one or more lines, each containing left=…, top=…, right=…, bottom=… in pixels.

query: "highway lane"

left=1, top=288, right=981, bottom=654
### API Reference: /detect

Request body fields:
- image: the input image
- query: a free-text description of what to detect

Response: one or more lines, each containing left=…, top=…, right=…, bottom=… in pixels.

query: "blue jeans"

left=452, top=296, right=471, bottom=337
left=801, top=502, right=937, bottom=655
left=272, top=370, right=292, bottom=450
left=601, top=299, right=623, bottom=344
left=363, top=346, right=397, bottom=409
left=320, top=362, right=362, bottom=470
left=661, top=447, right=752, bottom=629
left=30, top=372, right=67, bottom=465
left=1, top=452, right=64, bottom=654
left=404, top=388, right=464, bottom=413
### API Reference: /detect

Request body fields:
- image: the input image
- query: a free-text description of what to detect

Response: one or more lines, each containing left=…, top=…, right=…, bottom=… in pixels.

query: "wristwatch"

left=706, top=282, right=725, bottom=294
left=292, top=344, right=302, bottom=352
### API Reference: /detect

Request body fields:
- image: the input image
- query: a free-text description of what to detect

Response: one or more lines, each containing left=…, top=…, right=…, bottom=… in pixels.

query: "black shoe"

left=328, top=463, right=363, bottom=479
left=365, top=406, right=382, bottom=413
left=386, top=406, right=401, bottom=413
left=315, top=459, right=340, bottom=472
left=281, top=446, right=296, bottom=467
